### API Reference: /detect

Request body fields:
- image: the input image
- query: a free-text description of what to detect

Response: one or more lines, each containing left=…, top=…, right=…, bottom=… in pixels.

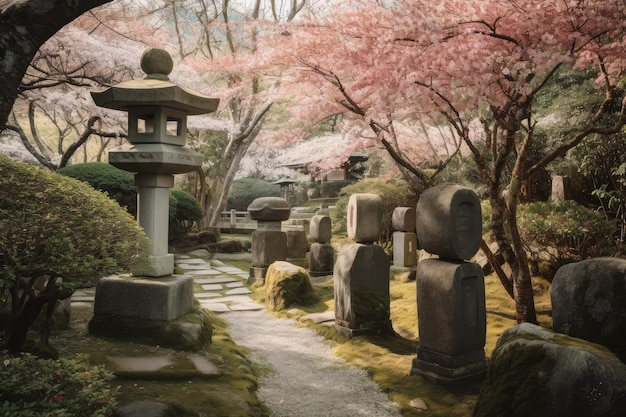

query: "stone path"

left=71, top=255, right=400, bottom=417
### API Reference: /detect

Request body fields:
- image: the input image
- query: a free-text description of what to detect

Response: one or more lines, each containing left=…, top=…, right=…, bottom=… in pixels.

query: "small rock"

left=409, top=398, right=428, bottom=411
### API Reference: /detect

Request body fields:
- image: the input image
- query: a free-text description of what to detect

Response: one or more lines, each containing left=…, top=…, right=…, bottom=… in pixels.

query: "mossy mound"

left=264, top=261, right=318, bottom=311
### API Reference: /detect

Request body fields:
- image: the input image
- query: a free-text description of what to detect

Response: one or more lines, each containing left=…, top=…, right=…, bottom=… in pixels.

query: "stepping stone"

left=301, top=311, right=335, bottom=324
left=194, top=292, right=222, bottom=299
left=188, top=355, right=219, bottom=375
left=216, top=267, right=245, bottom=274
left=109, top=356, right=174, bottom=372
left=209, top=295, right=255, bottom=304
left=177, top=258, right=206, bottom=264
left=211, top=260, right=226, bottom=267
left=229, top=303, right=264, bottom=311
left=201, top=284, right=223, bottom=291
left=225, top=282, right=244, bottom=288
left=71, top=302, right=93, bottom=308
left=71, top=296, right=95, bottom=302
left=178, top=265, right=213, bottom=270
left=200, top=303, right=230, bottom=313
left=194, top=277, right=238, bottom=284
left=186, top=270, right=222, bottom=276
left=225, top=287, right=252, bottom=295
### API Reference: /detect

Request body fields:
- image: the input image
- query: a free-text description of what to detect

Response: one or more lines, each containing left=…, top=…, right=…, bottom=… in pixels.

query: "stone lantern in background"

left=91, top=48, right=219, bottom=277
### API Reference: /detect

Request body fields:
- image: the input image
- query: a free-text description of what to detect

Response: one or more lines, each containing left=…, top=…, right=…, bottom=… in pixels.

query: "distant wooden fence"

left=216, top=209, right=314, bottom=233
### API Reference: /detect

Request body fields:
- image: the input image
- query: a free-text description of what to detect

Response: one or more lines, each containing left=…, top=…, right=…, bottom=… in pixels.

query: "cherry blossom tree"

left=254, top=0, right=626, bottom=323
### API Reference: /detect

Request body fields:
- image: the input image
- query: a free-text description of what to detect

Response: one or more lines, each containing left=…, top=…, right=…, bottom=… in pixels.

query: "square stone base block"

left=141, top=254, right=175, bottom=277
left=334, top=319, right=394, bottom=339
left=248, top=267, right=268, bottom=285
left=411, top=347, right=487, bottom=384
left=93, top=274, right=194, bottom=321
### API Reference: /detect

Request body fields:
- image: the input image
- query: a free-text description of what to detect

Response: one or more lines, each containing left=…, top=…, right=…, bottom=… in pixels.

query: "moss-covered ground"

left=48, top=246, right=552, bottom=417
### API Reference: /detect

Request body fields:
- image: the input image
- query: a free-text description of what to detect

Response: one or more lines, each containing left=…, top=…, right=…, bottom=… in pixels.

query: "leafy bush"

left=57, top=162, right=136, bottom=214
left=320, top=180, right=353, bottom=198
left=518, top=201, right=616, bottom=271
left=0, top=351, right=119, bottom=417
left=331, top=178, right=418, bottom=238
left=227, top=177, right=281, bottom=211
left=0, top=156, right=151, bottom=352
left=170, top=189, right=203, bottom=238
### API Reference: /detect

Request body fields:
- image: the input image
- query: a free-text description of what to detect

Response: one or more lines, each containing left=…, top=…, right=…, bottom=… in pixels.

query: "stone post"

left=334, top=194, right=393, bottom=338
left=410, top=183, right=487, bottom=383
left=309, top=215, right=334, bottom=277
left=248, top=197, right=290, bottom=284
left=392, top=206, right=417, bottom=268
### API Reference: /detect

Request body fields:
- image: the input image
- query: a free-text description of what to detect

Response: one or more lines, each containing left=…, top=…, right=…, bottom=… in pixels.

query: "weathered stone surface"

left=551, top=257, right=626, bottom=361
left=347, top=193, right=383, bottom=243
left=286, top=230, right=309, bottom=259
left=113, top=400, right=197, bottom=417
left=392, top=231, right=417, bottom=267
left=264, top=261, right=317, bottom=311
left=247, top=197, right=291, bottom=221
left=93, top=275, right=194, bottom=321
left=416, top=183, right=481, bottom=260
left=309, top=215, right=332, bottom=243
left=474, top=323, right=626, bottom=417
left=334, top=243, right=392, bottom=336
left=251, top=230, right=287, bottom=268
left=309, top=242, right=334, bottom=277
left=412, top=258, right=487, bottom=382
left=89, top=306, right=212, bottom=351
left=392, top=207, right=416, bottom=232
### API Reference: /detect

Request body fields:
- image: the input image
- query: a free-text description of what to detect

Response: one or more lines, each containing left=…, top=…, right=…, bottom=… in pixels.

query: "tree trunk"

left=6, top=295, right=49, bottom=353
left=0, top=0, right=112, bottom=129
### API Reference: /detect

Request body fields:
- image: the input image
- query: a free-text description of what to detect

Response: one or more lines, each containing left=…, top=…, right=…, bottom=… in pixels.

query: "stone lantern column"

left=88, top=49, right=219, bottom=339
left=91, top=48, right=219, bottom=277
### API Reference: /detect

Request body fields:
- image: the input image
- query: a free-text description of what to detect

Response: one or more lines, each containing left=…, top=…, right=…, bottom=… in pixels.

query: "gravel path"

left=222, top=310, right=401, bottom=417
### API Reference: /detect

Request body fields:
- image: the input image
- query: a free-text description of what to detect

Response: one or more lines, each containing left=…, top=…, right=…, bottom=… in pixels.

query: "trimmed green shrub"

left=0, top=156, right=151, bottom=352
left=170, top=189, right=203, bottom=238
left=227, top=177, right=281, bottom=211
left=0, top=351, right=119, bottom=417
left=518, top=201, right=616, bottom=272
left=57, top=162, right=136, bottom=214
left=331, top=178, right=418, bottom=238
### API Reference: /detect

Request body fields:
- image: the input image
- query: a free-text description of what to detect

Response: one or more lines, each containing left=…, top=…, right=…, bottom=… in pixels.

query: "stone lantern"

left=91, top=48, right=219, bottom=277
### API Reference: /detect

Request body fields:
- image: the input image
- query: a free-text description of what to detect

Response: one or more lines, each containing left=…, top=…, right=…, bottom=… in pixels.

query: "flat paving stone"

left=301, top=311, right=335, bottom=324
left=209, top=295, right=256, bottom=304
left=176, top=259, right=206, bottom=265
left=201, top=284, right=223, bottom=291
left=226, top=287, right=253, bottom=295
left=188, top=355, right=220, bottom=375
left=200, top=303, right=230, bottom=313
left=194, top=292, right=222, bottom=299
left=71, top=302, right=93, bottom=308
left=194, top=277, right=238, bottom=284
left=216, top=267, right=245, bottom=274
left=71, top=296, right=95, bottom=302
left=186, top=270, right=222, bottom=275
left=109, top=356, right=174, bottom=372
left=178, top=265, right=213, bottom=270
left=225, top=281, right=245, bottom=288
left=229, top=303, right=264, bottom=311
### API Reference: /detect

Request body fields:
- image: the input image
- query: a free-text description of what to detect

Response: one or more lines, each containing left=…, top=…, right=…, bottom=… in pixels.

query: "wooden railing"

left=216, top=209, right=316, bottom=233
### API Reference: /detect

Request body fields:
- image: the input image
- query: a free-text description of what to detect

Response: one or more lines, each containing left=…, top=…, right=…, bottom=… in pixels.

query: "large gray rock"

left=551, top=257, right=626, bottom=361
left=474, top=323, right=626, bottom=417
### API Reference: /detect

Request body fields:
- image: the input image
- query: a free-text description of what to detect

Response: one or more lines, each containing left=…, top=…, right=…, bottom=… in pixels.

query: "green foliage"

left=0, top=352, right=119, bottom=417
left=320, top=180, right=353, bottom=198
left=517, top=201, right=616, bottom=268
left=169, top=189, right=203, bottom=238
left=227, top=177, right=281, bottom=211
left=57, top=162, right=136, bottom=214
left=331, top=178, right=418, bottom=237
left=0, top=156, right=151, bottom=284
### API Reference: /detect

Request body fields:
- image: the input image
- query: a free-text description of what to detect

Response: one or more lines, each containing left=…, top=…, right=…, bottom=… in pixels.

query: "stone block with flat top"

left=347, top=193, right=383, bottom=243
left=416, top=183, right=481, bottom=260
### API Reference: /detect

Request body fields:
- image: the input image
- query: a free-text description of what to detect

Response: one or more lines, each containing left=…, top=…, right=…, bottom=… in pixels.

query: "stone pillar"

left=334, top=194, right=392, bottom=337
left=248, top=197, right=290, bottom=284
left=136, top=173, right=175, bottom=276
left=286, top=229, right=309, bottom=268
left=411, top=183, right=487, bottom=383
left=309, top=215, right=334, bottom=277
left=392, top=207, right=417, bottom=268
